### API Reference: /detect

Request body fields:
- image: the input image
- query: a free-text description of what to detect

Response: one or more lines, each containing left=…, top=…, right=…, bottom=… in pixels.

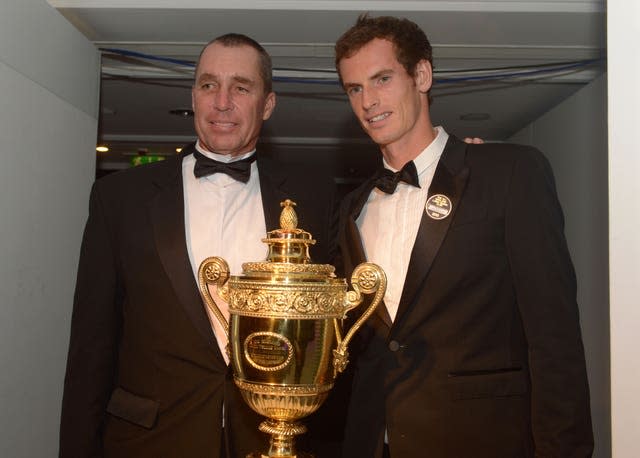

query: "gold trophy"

left=197, top=200, right=386, bottom=458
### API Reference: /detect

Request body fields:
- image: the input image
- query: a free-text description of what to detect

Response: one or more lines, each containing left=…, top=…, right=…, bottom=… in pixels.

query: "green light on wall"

left=131, top=155, right=165, bottom=167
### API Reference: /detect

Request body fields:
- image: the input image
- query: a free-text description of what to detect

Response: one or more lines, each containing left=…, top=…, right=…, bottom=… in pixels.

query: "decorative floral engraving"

left=204, top=263, right=221, bottom=282
left=235, top=378, right=333, bottom=396
left=293, top=293, right=314, bottom=313
left=246, top=292, right=266, bottom=312
left=357, top=270, right=378, bottom=290
left=241, top=262, right=335, bottom=275
left=228, top=285, right=345, bottom=318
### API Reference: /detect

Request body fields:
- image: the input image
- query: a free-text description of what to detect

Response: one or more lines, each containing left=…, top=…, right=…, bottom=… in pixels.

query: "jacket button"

left=388, top=340, right=401, bottom=352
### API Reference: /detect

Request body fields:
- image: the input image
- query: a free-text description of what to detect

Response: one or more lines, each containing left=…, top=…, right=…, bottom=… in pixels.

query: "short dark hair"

left=195, top=33, right=273, bottom=94
left=335, top=14, right=433, bottom=102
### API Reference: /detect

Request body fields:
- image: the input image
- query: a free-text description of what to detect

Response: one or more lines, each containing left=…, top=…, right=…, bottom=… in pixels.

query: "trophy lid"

left=240, top=199, right=335, bottom=279
left=263, top=199, right=315, bottom=264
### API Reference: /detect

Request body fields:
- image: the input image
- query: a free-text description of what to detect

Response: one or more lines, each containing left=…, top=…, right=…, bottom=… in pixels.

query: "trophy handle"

left=333, top=262, right=386, bottom=375
left=197, top=256, right=231, bottom=339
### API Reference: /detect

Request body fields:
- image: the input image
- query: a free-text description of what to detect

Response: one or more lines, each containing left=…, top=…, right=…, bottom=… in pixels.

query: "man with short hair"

left=334, top=14, right=593, bottom=457
left=59, top=33, right=335, bottom=458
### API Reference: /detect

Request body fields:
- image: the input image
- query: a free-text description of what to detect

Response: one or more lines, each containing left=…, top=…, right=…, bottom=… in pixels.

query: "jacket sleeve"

left=504, top=147, right=593, bottom=457
left=59, top=181, right=122, bottom=458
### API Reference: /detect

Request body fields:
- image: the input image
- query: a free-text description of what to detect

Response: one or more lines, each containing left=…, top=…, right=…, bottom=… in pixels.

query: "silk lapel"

left=393, top=137, right=470, bottom=325
left=149, top=145, right=221, bottom=361
left=256, top=155, right=289, bottom=231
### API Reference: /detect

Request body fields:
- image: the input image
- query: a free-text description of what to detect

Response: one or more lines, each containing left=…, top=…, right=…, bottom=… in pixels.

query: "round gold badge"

left=425, top=194, right=452, bottom=220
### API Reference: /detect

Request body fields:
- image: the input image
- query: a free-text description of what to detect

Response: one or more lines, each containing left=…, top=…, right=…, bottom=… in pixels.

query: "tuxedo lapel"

left=256, top=155, right=290, bottom=230
left=394, top=137, right=470, bottom=324
left=148, top=147, right=220, bottom=361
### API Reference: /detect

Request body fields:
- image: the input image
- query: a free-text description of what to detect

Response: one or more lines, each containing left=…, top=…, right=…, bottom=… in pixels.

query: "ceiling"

left=48, top=1, right=606, bottom=172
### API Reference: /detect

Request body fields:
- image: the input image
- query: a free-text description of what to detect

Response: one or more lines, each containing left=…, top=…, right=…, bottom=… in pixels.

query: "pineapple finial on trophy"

left=263, top=200, right=315, bottom=264
left=279, top=199, right=298, bottom=230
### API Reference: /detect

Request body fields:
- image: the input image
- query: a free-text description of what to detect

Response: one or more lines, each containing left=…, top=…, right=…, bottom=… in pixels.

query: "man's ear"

left=415, top=59, right=432, bottom=94
left=262, top=92, right=277, bottom=120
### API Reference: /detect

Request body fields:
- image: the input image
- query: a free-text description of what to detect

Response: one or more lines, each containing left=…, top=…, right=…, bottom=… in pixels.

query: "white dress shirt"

left=183, top=141, right=267, bottom=364
left=356, top=126, right=449, bottom=322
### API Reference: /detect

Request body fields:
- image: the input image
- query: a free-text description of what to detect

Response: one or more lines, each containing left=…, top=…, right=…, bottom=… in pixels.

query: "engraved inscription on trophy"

left=245, top=332, right=293, bottom=372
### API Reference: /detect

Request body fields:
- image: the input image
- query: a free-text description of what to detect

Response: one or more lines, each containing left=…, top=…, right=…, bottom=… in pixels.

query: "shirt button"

left=388, top=340, right=401, bottom=352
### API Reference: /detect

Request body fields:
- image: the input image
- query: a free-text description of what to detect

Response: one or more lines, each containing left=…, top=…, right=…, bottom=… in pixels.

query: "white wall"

left=509, top=75, right=610, bottom=457
left=0, top=1, right=99, bottom=456
left=607, top=1, right=640, bottom=457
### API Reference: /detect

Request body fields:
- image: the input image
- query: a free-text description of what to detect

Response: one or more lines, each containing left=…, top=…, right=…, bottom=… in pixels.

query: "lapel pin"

left=425, top=194, right=452, bottom=220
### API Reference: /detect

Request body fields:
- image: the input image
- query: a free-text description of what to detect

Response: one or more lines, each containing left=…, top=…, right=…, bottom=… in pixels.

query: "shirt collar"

left=382, top=126, right=448, bottom=177
left=195, top=139, right=256, bottom=163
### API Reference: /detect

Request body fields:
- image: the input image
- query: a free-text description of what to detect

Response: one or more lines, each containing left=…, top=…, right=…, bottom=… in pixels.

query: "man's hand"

left=464, top=137, right=484, bottom=144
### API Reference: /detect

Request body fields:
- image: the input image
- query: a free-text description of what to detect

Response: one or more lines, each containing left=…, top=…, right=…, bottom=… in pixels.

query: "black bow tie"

left=193, top=151, right=256, bottom=183
left=373, top=161, right=421, bottom=194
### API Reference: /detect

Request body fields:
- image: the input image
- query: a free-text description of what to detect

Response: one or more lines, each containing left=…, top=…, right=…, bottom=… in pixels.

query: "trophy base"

left=249, top=418, right=312, bottom=458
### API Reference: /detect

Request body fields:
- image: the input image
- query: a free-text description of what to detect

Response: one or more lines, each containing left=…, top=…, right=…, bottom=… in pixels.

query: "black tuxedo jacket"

left=59, top=144, right=335, bottom=458
left=337, top=136, right=593, bottom=458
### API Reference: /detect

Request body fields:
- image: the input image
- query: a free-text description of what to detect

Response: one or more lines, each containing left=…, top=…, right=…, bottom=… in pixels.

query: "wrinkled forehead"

left=195, top=42, right=262, bottom=80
